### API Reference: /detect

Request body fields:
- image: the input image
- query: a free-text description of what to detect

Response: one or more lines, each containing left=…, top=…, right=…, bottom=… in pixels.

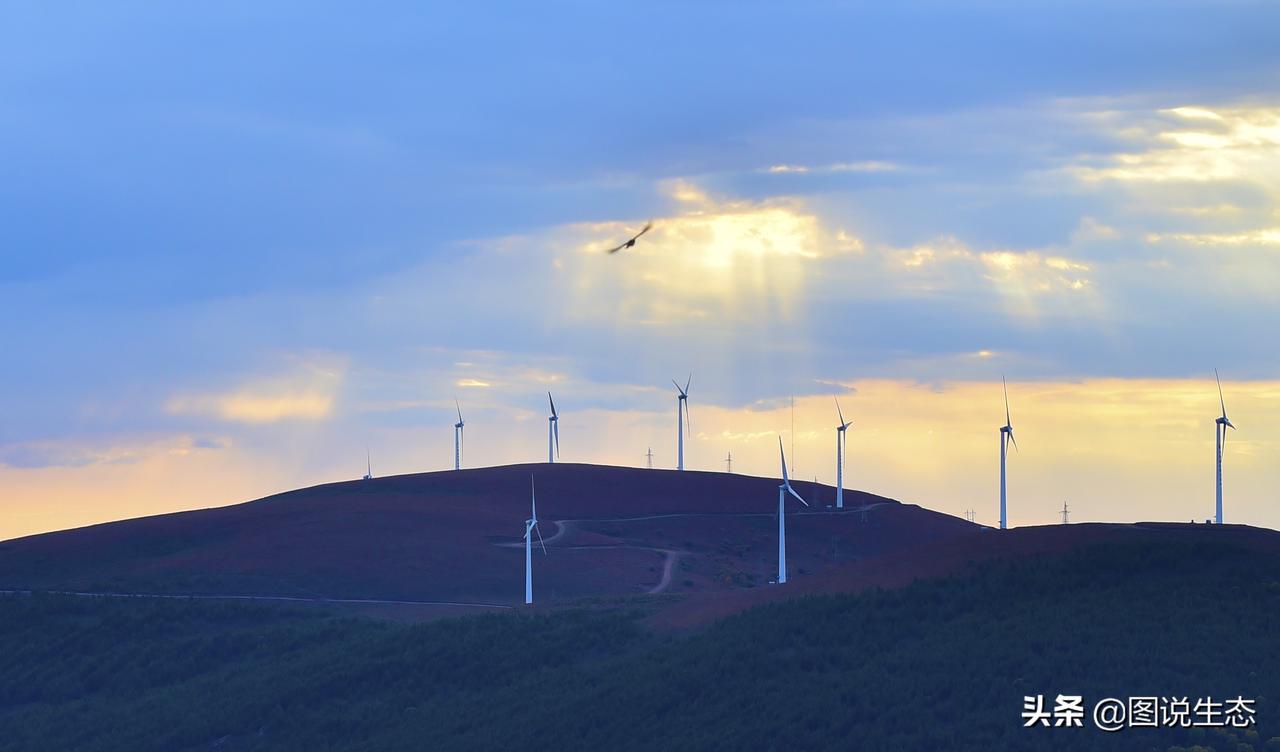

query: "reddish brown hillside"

left=0, top=463, right=975, bottom=605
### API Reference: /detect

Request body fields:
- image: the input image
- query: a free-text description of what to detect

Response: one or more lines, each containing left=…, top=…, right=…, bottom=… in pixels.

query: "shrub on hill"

left=1, top=539, right=1276, bottom=751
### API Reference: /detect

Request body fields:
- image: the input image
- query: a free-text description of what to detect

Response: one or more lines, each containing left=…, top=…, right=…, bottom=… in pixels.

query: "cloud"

left=0, top=434, right=227, bottom=470
left=191, top=436, right=231, bottom=450
left=166, top=358, right=345, bottom=424
left=1146, top=228, right=1280, bottom=246
left=766, top=161, right=899, bottom=175
left=0, top=443, right=139, bottom=469
left=1064, top=105, right=1280, bottom=185
left=547, top=181, right=867, bottom=338
left=881, top=237, right=1095, bottom=300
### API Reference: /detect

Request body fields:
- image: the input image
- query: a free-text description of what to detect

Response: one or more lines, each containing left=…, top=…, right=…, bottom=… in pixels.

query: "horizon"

left=4, top=2, right=1280, bottom=539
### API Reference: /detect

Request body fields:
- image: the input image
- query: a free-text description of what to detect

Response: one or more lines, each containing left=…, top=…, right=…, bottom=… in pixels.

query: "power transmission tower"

left=646, top=447, right=654, bottom=470
left=1061, top=501, right=1069, bottom=524
left=725, top=451, right=732, bottom=473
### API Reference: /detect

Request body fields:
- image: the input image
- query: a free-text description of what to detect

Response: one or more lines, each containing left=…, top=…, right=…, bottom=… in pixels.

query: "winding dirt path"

left=647, top=549, right=681, bottom=594
left=491, top=505, right=889, bottom=596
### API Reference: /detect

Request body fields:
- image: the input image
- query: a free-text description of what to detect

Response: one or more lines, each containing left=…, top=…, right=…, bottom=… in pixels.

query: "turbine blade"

left=835, top=397, right=845, bottom=427
left=535, top=522, right=547, bottom=555
left=456, top=399, right=462, bottom=423
left=531, top=475, right=537, bottom=520
left=1216, top=369, right=1228, bottom=419
left=684, top=398, right=691, bottom=437
left=684, top=372, right=692, bottom=394
left=548, top=391, right=557, bottom=418
left=672, top=378, right=683, bottom=394
left=461, top=425, right=465, bottom=464
left=554, top=421, right=560, bottom=457
left=1003, top=374, right=1011, bottom=427
left=1008, top=430, right=1019, bottom=453
left=778, top=436, right=789, bottom=484
left=787, top=485, right=809, bottom=507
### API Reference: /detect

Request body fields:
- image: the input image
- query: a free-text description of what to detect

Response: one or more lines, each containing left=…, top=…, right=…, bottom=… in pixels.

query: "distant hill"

left=0, top=463, right=974, bottom=605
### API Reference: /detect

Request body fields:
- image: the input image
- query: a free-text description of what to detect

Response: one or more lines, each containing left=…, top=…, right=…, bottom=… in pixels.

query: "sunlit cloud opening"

left=166, top=358, right=345, bottom=423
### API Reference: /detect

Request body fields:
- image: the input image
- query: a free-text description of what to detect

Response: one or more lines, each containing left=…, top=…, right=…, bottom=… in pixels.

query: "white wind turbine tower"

left=1214, top=369, right=1236, bottom=525
left=362, top=447, right=372, bottom=481
left=453, top=400, right=465, bottom=471
left=999, top=375, right=1018, bottom=530
left=834, top=398, right=853, bottom=509
left=673, top=374, right=691, bottom=471
left=523, top=476, right=547, bottom=604
left=775, top=436, right=809, bottom=584
left=546, top=392, right=560, bottom=464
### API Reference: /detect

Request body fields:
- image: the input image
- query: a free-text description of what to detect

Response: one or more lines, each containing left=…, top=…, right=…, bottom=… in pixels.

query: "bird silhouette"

left=605, top=221, right=653, bottom=254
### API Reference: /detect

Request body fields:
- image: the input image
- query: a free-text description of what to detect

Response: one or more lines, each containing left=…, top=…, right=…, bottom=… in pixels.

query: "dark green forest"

left=2, top=540, right=1277, bottom=751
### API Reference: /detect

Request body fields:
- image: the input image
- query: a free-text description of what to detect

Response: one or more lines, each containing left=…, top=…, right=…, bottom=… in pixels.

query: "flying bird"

left=605, top=221, right=653, bottom=254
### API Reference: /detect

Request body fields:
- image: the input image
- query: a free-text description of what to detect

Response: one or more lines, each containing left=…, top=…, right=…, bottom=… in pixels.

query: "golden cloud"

left=1067, top=105, right=1280, bottom=185
left=166, top=359, right=344, bottom=423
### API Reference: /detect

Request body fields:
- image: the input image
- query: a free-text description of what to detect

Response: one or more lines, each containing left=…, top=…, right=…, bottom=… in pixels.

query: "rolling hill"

left=0, top=463, right=976, bottom=608
left=3, top=463, right=1278, bottom=750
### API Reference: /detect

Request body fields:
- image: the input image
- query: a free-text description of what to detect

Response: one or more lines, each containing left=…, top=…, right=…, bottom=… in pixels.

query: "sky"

left=2, top=1, right=1280, bottom=539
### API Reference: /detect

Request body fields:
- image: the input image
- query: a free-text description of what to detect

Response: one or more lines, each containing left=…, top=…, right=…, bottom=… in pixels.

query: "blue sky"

left=3, top=2, right=1280, bottom=537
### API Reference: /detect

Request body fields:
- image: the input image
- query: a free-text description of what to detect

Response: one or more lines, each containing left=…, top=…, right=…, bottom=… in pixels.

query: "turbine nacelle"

left=672, top=373, right=692, bottom=399
left=673, top=375, right=692, bottom=460
left=778, top=436, right=809, bottom=507
left=835, top=398, right=852, bottom=432
left=1000, top=376, right=1018, bottom=451
left=546, top=393, right=560, bottom=460
left=524, top=476, right=547, bottom=555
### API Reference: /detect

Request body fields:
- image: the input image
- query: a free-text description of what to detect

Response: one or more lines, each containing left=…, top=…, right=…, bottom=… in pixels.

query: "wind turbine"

left=453, top=400, right=465, bottom=471
left=1214, top=369, right=1236, bottom=525
left=999, top=375, right=1018, bottom=530
left=834, top=398, right=853, bottom=509
left=523, top=476, right=547, bottom=604
left=362, top=447, right=372, bottom=481
left=673, top=374, right=691, bottom=471
left=547, top=392, right=560, bottom=464
left=776, top=436, right=809, bottom=584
